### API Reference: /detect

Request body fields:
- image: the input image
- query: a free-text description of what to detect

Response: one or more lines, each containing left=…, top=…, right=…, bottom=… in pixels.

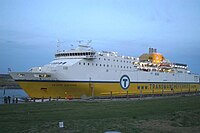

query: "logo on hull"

left=120, top=75, right=130, bottom=90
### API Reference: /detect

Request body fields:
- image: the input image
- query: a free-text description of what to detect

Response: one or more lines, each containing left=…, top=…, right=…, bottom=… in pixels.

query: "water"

left=0, top=89, right=28, bottom=104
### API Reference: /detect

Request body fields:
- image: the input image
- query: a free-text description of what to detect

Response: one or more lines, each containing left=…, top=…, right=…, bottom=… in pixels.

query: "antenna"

left=57, top=39, right=60, bottom=52
left=87, top=40, right=92, bottom=45
left=57, top=39, right=65, bottom=52
left=77, top=40, right=83, bottom=44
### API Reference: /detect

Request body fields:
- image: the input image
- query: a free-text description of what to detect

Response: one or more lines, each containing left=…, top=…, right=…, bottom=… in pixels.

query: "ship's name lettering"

left=52, top=84, right=77, bottom=87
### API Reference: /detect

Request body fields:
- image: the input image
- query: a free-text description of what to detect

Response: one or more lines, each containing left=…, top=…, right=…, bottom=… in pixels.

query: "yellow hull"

left=16, top=80, right=200, bottom=98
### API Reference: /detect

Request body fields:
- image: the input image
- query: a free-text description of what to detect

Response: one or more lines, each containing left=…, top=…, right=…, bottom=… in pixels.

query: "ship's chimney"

left=149, top=48, right=151, bottom=54
left=154, top=48, right=157, bottom=53
left=149, top=48, right=153, bottom=54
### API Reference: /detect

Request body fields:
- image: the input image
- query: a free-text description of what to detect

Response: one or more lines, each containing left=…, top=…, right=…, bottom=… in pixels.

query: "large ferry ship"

left=10, top=42, right=200, bottom=98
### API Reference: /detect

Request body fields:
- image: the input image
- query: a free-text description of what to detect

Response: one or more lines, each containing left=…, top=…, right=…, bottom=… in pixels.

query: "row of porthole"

left=99, top=58, right=132, bottom=64
left=79, top=62, right=132, bottom=69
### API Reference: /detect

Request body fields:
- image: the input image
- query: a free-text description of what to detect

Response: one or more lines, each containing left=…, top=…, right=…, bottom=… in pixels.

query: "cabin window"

left=103, top=64, right=105, bottom=67
left=137, top=86, right=140, bottom=90
left=107, top=65, right=109, bottom=67
left=145, top=86, right=148, bottom=89
left=83, top=63, right=85, bottom=65
left=141, top=86, right=144, bottom=89
left=96, top=64, right=98, bottom=66
left=79, top=62, right=81, bottom=65
left=88, top=63, right=90, bottom=66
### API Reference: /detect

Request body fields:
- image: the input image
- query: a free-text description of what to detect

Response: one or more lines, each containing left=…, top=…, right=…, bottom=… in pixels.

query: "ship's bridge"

left=55, top=45, right=96, bottom=59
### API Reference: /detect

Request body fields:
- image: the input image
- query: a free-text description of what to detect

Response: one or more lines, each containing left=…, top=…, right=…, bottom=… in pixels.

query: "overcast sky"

left=0, top=0, right=200, bottom=74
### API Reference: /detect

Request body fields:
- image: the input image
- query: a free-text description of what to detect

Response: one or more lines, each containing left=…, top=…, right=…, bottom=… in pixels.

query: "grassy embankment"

left=0, top=96, right=200, bottom=133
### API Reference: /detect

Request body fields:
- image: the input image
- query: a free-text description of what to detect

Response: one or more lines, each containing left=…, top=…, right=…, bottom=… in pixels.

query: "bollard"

left=41, top=97, right=44, bottom=102
left=126, top=91, right=129, bottom=100
left=49, top=96, right=51, bottom=101
left=110, top=91, right=112, bottom=100
left=152, top=89, right=154, bottom=97
left=33, top=97, right=36, bottom=102
left=56, top=97, right=59, bottom=101
left=15, top=98, right=18, bottom=103
left=12, top=97, right=15, bottom=104
left=181, top=88, right=182, bottom=96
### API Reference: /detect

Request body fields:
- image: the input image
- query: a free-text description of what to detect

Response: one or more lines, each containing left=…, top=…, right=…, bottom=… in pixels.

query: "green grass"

left=0, top=96, right=200, bottom=133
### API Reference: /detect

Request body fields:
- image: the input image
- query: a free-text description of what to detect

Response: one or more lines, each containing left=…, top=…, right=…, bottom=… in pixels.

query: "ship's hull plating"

left=16, top=80, right=199, bottom=98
